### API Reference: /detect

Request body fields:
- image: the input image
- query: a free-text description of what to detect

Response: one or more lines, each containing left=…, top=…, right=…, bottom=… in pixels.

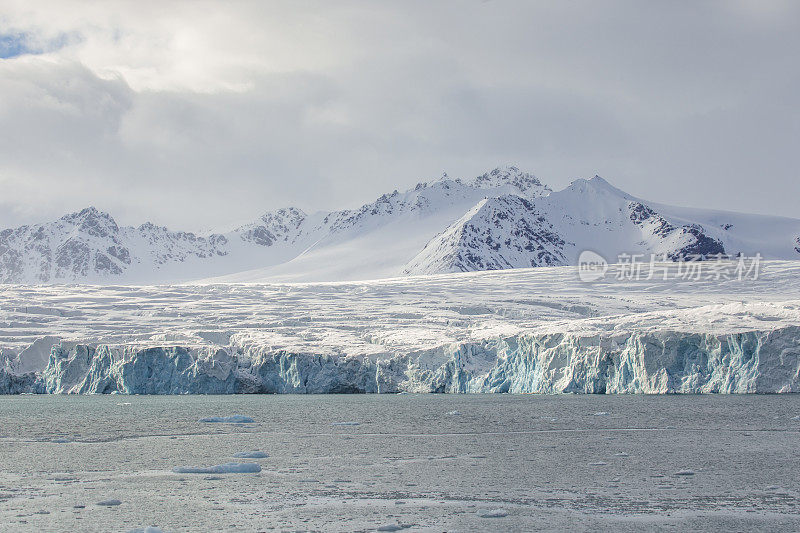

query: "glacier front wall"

left=2, top=327, right=799, bottom=394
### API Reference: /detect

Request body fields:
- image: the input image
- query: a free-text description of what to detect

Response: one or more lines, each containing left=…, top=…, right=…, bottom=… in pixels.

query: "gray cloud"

left=0, top=0, right=797, bottom=230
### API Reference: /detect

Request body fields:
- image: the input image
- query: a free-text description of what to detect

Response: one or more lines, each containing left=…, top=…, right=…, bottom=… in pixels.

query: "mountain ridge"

left=1, top=166, right=798, bottom=283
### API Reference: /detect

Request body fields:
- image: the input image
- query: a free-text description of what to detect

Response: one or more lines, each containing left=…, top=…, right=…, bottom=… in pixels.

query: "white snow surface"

left=2, top=261, right=800, bottom=394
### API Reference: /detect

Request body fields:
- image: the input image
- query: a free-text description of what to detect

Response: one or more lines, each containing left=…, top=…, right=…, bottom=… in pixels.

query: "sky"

left=0, top=0, right=798, bottom=231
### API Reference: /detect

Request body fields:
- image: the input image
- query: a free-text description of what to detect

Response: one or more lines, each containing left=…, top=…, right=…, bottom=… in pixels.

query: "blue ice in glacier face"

left=9, top=325, right=796, bottom=395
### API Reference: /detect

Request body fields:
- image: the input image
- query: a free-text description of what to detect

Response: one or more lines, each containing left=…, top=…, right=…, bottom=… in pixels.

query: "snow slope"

left=2, top=261, right=800, bottom=394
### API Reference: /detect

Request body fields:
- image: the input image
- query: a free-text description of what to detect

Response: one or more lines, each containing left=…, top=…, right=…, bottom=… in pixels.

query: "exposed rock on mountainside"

left=237, top=207, right=307, bottom=247
left=628, top=202, right=725, bottom=259
left=404, top=195, right=567, bottom=274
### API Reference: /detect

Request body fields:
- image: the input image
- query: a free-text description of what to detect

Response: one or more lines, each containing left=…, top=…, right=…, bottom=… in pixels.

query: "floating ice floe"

left=232, top=451, right=269, bottom=459
left=376, top=524, right=409, bottom=531
left=331, top=421, right=360, bottom=426
left=198, top=415, right=254, bottom=424
left=172, top=462, right=261, bottom=474
left=592, top=411, right=609, bottom=416
left=478, top=509, right=509, bottom=518
left=446, top=410, right=461, bottom=415
left=128, top=528, right=163, bottom=533
left=97, top=499, right=122, bottom=506
left=674, top=469, right=696, bottom=476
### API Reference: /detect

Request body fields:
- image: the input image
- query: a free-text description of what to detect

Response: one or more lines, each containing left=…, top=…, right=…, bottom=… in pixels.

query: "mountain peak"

left=462, top=165, right=551, bottom=197
left=61, top=206, right=114, bottom=222
left=566, top=175, right=631, bottom=199
left=404, top=193, right=567, bottom=275
left=59, top=206, right=119, bottom=235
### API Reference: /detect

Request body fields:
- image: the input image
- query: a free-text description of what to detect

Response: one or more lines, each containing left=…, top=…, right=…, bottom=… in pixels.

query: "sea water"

left=1, top=394, right=799, bottom=532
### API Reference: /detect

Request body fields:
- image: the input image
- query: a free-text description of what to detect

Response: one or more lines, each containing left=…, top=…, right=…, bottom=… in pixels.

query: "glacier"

left=14, top=325, right=797, bottom=395
left=2, top=261, right=800, bottom=395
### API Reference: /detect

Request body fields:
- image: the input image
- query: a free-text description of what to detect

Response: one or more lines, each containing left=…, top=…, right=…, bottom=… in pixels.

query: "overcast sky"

left=0, top=0, right=798, bottom=231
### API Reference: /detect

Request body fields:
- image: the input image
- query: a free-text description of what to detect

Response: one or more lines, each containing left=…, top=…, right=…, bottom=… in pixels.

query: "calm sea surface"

left=1, top=394, right=799, bottom=532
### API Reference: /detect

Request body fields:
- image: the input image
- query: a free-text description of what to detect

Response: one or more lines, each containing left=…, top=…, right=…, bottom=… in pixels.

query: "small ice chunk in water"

left=172, top=462, right=261, bottom=474
left=478, top=509, right=509, bottom=518
left=97, top=499, right=122, bottom=506
left=331, top=421, right=360, bottom=426
left=377, top=524, right=408, bottom=531
left=589, top=461, right=608, bottom=466
left=199, top=415, right=255, bottom=423
left=674, top=469, right=695, bottom=476
left=446, top=410, right=461, bottom=415
left=232, top=451, right=269, bottom=459
left=592, top=411, right=609, bottom=416
left=128, top=528, right=163, bottom=533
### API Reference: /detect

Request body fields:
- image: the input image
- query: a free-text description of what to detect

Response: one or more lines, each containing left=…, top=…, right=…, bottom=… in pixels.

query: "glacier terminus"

left=2, top=260, right=800, bottom=395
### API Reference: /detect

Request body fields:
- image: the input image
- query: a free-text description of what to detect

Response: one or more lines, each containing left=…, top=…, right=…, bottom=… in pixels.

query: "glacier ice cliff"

left=3, top=326, right=799, bottom=394
left=0, top=368, right=42, bottom=394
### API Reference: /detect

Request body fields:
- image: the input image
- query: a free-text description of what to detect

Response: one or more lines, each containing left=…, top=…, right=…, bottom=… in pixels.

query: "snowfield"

left=2, top=261, right=800, bottom=394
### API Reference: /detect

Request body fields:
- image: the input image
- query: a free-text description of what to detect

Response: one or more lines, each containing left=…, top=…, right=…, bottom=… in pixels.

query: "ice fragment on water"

left=376, top=524, right=409, bottom=532
left=478, top=509, right=508, bottom=518
left=172, top=462, right=261, bottom=474
left=198, top=415, right=254, bottom=424
left=232, top=451, right=269, bottom=459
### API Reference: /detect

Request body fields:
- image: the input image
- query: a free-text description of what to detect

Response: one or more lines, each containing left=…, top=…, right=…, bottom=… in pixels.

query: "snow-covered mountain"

left=1, top=166, right=799, bottom=284
left=0, top=207, right=230, bottom=283
left=404, top=176, right=778, bottom=275
left=217, top=166, right=552, bottom=282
